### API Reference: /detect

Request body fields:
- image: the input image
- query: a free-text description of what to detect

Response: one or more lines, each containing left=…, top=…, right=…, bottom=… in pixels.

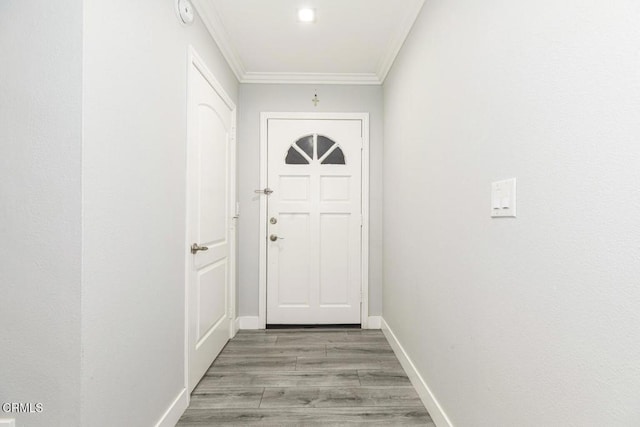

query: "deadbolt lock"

left=270, top=217, right=277, bottom=224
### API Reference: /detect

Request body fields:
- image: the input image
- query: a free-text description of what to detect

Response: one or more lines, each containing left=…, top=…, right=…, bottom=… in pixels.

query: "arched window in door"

left=285, top=134, right=346, bottom=165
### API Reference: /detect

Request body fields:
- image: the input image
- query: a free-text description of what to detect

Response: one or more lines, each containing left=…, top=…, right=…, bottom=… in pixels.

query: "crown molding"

left=192, top=0, right=246, bottom=82
left=242, top=72, right=381, bottom=85
left=193, top=0, right=424, bottom=86
left=375, top=0, right=426, bottom=82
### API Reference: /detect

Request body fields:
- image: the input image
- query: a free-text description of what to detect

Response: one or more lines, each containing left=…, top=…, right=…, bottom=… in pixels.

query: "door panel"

left=319, top=213, right=351, bottom=306
left=197, top=262, right=227, bottom=341
left=198, top=107, right=228, bottom=244
left=280, top=176, right=310, bottom=201
left=187, top=55, right=234, bottom=392
left=266, top=119, right=362, bottom=325
left=320, top=176, right=350, bottom=201
left=277, top=213, right=311, bottom=306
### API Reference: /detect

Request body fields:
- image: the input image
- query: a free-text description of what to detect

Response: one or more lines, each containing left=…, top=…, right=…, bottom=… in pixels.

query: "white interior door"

left=266, top=118, right=363, bottom=325
left=187, top=52, right=235, bottom=392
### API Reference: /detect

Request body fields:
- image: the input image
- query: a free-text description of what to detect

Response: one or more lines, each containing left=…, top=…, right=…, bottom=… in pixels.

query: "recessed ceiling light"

left=298, top=8, right=315, bottom=23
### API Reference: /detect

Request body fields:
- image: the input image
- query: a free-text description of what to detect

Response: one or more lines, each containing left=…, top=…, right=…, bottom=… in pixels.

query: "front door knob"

left=270, top=234, right=284, bottom=242
left=190, top=243, right=209, bottom=254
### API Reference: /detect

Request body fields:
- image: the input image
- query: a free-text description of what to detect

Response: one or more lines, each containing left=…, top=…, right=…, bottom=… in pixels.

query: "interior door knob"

left=190, top=243, right=209, bottom=254
left=269, top=234, right=284, bottom=242
left=254, top=188, right=274, bottom=195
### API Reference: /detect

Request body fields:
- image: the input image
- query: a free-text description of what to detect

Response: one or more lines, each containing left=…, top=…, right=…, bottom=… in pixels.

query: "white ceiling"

left=193, top=0, right=425, bottom=85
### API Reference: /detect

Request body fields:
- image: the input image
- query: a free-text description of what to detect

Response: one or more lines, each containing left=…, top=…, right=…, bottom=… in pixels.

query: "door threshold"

left=266, top=324, right=361, bottom=330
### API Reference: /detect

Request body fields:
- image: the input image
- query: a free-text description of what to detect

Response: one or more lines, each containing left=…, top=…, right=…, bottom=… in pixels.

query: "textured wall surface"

left=0, top=1, right=83, bottom=426
left=383, top=0, right=640, bottom=425
left=237, top=84, right=384, bottom=317
left=81, top=2, right=238, bottom=425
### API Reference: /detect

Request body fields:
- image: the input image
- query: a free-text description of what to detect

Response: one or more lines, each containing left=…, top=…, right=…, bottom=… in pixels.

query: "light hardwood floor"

left=177, top=329, right=434, bottom=426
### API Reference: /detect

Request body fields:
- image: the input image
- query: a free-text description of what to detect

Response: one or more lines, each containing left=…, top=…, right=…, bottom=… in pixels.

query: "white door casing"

left=259, top=114, right=370, bottom=326
left=186, top=48, right=236, bottom=393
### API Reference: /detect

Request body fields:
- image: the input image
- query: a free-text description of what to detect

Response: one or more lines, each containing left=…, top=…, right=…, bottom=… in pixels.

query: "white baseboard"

left=366, top=315, right=382, bottom=329
left=154, top=388, right=188, bottom=427
left=381, top=318, right=453, bottom=427
left=237, top=316, right=260, bottom=330
left=0, top=420, right=15, bottom=427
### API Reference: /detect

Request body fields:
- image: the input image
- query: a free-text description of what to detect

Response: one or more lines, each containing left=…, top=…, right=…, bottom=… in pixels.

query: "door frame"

left=184, top=46, right=237, bottom=394
left=258, top=112, right=370, bottom=329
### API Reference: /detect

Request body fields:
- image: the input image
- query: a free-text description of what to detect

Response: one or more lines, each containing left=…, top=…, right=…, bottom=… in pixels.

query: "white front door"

left=266, top=118, right=363, bottom=325
left=187, top=51, right=235, bottom=392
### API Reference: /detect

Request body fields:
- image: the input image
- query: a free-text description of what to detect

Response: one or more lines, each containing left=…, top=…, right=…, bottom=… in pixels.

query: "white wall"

left=237, top=84, right=383, bottom=318
left=81, top=2, right=237, bottom=426
left=0, top=1, right=83, bottom=426
left=383, top=1, right=640, bottom=426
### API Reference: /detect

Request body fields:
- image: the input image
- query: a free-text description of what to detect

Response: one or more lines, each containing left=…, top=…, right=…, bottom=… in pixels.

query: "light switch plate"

left=491, top=178, right=516, bottom=218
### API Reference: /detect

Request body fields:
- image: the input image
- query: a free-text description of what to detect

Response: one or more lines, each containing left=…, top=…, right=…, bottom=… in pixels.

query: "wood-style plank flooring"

left=177, top=329, right=434, bottom=426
